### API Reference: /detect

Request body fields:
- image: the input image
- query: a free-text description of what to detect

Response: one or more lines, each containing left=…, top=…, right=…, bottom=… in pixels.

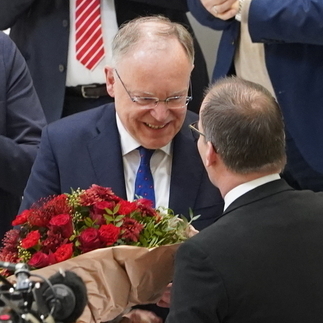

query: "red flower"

left=28, top=252, right=50, bottom=268
left=1, top=230, right=20, bottom=251
left=21, top=231, right=41, bottom=249
left=120, top=218, right=144, bottom=242
left=54, top=243, right=74, bottom=263
left=27, top=209, right=48, bottom=227
left=98, top=224, right=121, bottom=246
left=79, top=184, right=120, bottom=206
left=49, top=214, right=73, bottom=238
left=28, top=194, right=71, bottom=227
left=136, top=199, right=160, bottom=218
left=117, top=200, right=137, bottom=215
left=91, top=201, right=115, bottom=225
left=78, top=228, right=102, bottom=253
left=12, top=210, right=30, bottom=226
left=41, top=231, right=66, bottom=254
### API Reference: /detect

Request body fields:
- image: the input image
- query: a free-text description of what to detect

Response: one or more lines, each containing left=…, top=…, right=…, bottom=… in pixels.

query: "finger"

left=211, top=0, right=238, bottom=15
left=214, top=8, right=238, bottom=20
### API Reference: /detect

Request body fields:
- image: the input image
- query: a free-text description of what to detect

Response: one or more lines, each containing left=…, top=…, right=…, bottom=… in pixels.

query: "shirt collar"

left=116, top=113, right=172, bottom=156
left=224, top=173, right=281, bottom=211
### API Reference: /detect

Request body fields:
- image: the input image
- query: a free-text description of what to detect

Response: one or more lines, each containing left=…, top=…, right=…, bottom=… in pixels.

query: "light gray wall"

left=187, top=12, right=222, bottom=79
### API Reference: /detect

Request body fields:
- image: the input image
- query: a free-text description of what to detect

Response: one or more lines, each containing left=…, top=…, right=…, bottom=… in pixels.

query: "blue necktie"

left=134, top=146, right=155, bottom=206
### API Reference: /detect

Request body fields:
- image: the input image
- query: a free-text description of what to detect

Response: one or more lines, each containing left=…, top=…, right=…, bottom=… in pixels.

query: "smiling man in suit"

left=166, top=77, right=323, bottom=323
left=20, top=16, right=224, bottom=323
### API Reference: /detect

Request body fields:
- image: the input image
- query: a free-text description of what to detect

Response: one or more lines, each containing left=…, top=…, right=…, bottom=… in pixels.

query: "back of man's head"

left=201, top=77, right=286, bottom=175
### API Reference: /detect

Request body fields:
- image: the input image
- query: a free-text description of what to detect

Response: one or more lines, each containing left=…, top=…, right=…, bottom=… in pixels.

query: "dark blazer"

left=20, top=105, right=224, bottom=231
left=187, top=0, right=323, bottom=175
left=167, top=179, right=323, bottom=323
left=0, top=31, right=46, bottom=241
left=0, top=0, right=209, bottom=122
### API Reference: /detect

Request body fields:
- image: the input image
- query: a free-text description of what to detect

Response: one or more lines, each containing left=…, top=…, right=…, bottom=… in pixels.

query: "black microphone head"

left=44, top=270, right=88, bottom=323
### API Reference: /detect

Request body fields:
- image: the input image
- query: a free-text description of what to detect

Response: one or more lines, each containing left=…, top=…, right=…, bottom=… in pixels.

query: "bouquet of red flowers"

left=0, top=185, right=197, bottom=322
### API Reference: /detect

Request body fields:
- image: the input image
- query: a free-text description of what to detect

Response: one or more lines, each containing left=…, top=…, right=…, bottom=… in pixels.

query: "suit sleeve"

left=249, top=0, right=323, bottom=45
left=0, top=33, right=46, bottom=196
left=0, top=0, right=36, bottom=30
left=187, top=0, right=235, bottom=30
left=166, top=239, right=228, bottom=323
left=19, top=125, right=61, bottom=211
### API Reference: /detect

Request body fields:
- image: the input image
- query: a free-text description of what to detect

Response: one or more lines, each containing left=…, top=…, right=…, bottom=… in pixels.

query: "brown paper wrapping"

left=9, top=244, right=180, bottom=323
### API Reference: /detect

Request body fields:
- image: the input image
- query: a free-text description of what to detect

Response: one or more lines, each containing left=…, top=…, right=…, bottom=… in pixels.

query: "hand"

left=121, top=309, right=163, bottom=323
left=200, top=0, right=239, bottom=20
left=156, top=283, right=172, bottom=308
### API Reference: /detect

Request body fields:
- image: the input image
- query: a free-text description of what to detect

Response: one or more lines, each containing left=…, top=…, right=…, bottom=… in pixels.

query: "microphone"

left=36, top=270, right=88, bottom=323
left=0, top=263, right=88, bottom=323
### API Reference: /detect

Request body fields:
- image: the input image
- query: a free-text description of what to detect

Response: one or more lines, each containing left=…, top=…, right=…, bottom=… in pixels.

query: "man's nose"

left=150, top=102, right=170, bottom=121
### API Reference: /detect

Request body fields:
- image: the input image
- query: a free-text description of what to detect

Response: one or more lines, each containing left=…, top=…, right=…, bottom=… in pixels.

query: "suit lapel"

left=169, top=116, right=204, bottom=214
left=86, top=105, right=127, bottom=199
left=224, top=179, right=294, bottom=216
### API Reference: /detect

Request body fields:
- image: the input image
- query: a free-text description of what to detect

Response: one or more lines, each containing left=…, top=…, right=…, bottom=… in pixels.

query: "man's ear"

left=205, top=141, right=217, bottom=168
left=105, top=66, right=115, bottom=97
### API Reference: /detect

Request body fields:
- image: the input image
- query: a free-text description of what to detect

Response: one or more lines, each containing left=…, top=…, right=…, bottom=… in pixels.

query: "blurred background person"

left=0, top=31, right=46, bottom=242
left=188, top=0, right=323, bottom=192
left=0, top=0, right=209, bottom=123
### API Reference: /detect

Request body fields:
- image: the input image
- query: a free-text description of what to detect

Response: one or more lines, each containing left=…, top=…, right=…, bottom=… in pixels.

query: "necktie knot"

left=138, top=146, right=155, bottom=166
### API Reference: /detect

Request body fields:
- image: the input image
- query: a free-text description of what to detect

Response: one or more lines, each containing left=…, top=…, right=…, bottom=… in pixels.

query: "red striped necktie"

left=75, top=0, right=105, bottom=70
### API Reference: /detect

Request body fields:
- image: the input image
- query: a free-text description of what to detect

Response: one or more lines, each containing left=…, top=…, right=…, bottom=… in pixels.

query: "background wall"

left=187, top=12, right=222, bottom=79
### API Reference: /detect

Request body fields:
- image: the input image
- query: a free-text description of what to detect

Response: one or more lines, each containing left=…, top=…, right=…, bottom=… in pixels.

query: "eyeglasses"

left=115, top=69, right=192, bottom=110
left=189, top=121, right=205, bottom=140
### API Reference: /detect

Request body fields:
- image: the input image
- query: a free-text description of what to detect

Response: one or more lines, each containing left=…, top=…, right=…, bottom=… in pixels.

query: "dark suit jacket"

left=167, top=179, right=323, bottom=323
left=20, top=105, right=224, bottom=231
left=187, top=0, right=323, bottom=175
left=0, top=31, right=46, bottom=241
left=0, top=0, right=209, bottom=122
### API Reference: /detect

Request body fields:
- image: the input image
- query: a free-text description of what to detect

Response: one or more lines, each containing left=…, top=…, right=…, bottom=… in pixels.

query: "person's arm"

left=166, top=240, right=227, bottom=323
left=187, top=0, right=236, bottom=31
left=248, top=0, right=323, bottom=46
left=0, top=0, right=36, bottom=30
left=203, top=0, right=323, bottom=46
left=18, top=124, right=61, bottom=211
left=0, top=32, right=46, bottom=196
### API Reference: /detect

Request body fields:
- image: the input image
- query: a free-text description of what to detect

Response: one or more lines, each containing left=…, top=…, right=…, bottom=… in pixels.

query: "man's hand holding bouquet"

left=0, top=185, right=198, bottom=323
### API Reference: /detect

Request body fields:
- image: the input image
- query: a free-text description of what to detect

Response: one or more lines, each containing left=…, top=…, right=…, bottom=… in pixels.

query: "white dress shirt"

left=66, top=0, right=119, bottom=86
left=116, top=114, right=172, bottom=208
left=224, top=174, right=281, bottom=211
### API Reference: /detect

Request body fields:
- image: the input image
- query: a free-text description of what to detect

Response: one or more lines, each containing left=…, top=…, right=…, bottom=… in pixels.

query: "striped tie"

left=75, top=0, right=105, bottom=70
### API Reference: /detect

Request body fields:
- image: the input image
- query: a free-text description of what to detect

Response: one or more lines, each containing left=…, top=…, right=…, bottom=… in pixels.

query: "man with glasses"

left=166, top=77, right=323, bottom=323
left=20, top=16, right=224, bottom=323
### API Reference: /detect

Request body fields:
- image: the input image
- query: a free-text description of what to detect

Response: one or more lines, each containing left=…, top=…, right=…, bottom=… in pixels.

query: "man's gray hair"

left=111, top=15, right=194, bottom=65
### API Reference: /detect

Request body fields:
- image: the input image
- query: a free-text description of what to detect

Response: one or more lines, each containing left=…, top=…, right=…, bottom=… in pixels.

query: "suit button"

left=58, top=64, right=65, bottom=72
left=62, top=20, right=68, bottom=28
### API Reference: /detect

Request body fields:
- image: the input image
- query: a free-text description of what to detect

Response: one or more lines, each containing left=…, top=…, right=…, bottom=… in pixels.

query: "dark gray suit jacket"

left=0, top=0, right=209, bottom=122
left=20, top=105, right=224, bottom=231
left=167, top=179, right=323, bottom=323
left=0, top=31, right=46, bottom=240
